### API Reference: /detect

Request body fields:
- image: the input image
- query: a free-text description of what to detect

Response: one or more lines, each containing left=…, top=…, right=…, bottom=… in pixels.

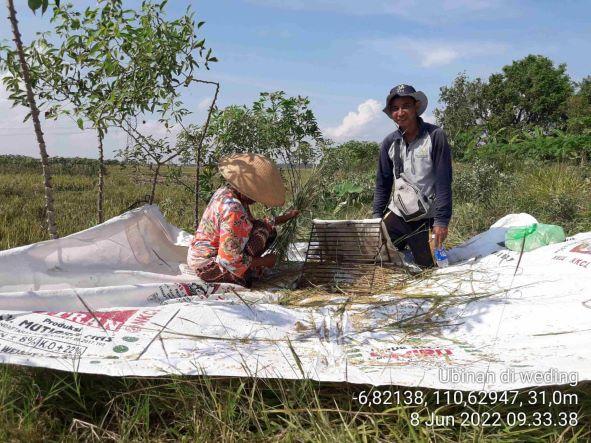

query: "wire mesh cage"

left=297, top=219, right=403, bottom=294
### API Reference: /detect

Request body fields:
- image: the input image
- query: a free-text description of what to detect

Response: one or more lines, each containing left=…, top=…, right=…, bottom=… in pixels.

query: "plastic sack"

left=505, top=223, right=565, bottom=252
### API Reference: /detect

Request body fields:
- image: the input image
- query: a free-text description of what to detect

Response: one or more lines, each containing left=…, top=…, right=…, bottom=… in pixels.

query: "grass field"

left=0, top=165, right=200, bottom=250
left=1, top=159, right=590, bottom=441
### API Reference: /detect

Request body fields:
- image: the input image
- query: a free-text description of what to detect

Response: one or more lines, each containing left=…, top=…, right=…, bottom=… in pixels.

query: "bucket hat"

left=218, top=153, right=286, bottom=207
left=383, top=84, right=428, bottom=117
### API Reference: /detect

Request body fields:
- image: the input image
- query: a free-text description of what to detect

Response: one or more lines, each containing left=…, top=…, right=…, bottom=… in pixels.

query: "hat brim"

left=382, top=90, right=428, bottom=118
left=219, top=154, right=286, bottom=207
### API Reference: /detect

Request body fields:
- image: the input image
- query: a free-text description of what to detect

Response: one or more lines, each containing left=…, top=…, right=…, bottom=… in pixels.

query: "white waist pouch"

left=393, top=173, right=431, bottom=222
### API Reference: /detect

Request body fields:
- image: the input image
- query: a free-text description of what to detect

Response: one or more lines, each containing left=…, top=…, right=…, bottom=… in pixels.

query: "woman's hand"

left=251, top=254, right=277, bottom=269
left=275, top=210, right=300, bottom=225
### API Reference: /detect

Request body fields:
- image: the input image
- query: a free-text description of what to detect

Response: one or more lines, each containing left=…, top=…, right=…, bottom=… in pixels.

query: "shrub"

left=321, top=141, right=379, bottom=174
left=316, top=170, right=375, bottom=216
left=453, top=159, right=506, bottom=205
left=510, top=164, right=588, bottom=226
left=466, top=133, right=591, bottom=164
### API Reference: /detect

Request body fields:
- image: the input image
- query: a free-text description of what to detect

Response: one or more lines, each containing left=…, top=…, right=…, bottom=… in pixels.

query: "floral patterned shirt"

left=189, top=186, right=266, bottom=278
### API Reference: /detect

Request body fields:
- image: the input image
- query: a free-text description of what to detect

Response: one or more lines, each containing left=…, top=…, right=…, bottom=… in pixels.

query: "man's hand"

left=432, top=226, right=448, bottom=249
left=251, top=254, right=277, bottom=269
left=275, top=210, right=300, bottom=225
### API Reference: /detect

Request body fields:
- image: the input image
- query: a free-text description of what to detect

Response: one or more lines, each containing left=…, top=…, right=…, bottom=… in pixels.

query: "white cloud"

left=367, top=38, right=507, bottom=68
left=324, top=99, right=391, bottom=141
left=324, top=100, right=439, bottom=142
left=422, top=48, right=459, bottom=67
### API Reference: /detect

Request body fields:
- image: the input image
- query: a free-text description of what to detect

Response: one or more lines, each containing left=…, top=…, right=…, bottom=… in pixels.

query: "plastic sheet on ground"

left=0, top=206, right=589, bottom=391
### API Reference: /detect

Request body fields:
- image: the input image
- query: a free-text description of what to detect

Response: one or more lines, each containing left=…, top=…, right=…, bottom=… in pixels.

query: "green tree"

left=191, top=82, right=220, bottom=228
left=116, top=129, right=175, bottom=205
left=117, top=82, right=218, bottom=213
left=484, top=55, right=573, bottom=133
left=565, top=76, right=591, bottom=164
left=2, top=0, right=217, bottom=223
left=207, top=91, right=324, bottom=192
left=566, top=76, right=591, bottom=132
left=436, top=55, right=575, bottom=160
left=1, top=0, right=61, bottom=238
left=577, top=75, right=591, bottom=104
left=434, top=72, right=487, bottom=159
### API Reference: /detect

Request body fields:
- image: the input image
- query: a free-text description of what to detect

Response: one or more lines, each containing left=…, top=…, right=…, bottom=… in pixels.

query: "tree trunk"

left=194, top=82, right=220, bottom=230
left=7, top=0, right=58, bottom=239
left=97, top=129, right=105, bottom=223
left=149, top=163, right=161, bottom=205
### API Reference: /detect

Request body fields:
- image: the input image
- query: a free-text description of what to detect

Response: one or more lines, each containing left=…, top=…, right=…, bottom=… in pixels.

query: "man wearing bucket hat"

left=186, top=153, right=299, bottom=286
left=372, top=84, right=452, bottom=267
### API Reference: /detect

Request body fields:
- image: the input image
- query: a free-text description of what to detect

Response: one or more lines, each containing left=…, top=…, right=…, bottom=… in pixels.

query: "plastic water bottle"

left=434, top=247, right=449, bottom=268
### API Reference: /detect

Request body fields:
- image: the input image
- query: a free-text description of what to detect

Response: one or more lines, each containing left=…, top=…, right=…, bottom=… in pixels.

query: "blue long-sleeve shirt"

left=372, top=118, right=453, bottom=227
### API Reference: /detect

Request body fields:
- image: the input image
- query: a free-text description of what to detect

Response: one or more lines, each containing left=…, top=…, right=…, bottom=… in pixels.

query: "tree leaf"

left=77, top=118, right=84, bottom=130
left=28, top=0, right=43, bottom=12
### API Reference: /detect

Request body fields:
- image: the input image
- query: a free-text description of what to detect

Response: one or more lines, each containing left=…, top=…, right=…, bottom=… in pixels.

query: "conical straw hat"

left=218, top=153, right=286, bottom=207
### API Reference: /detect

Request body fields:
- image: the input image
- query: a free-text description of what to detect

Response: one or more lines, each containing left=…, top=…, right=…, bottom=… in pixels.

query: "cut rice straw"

left=270, top=162, right=327, bottom=262
left=278, top=266, right=512, bottom=336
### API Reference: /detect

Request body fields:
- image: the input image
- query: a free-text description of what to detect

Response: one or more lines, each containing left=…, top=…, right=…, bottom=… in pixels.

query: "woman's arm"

left=216, top=204, right=253, bottom=277
left=274, top=209, right=300, bottom=225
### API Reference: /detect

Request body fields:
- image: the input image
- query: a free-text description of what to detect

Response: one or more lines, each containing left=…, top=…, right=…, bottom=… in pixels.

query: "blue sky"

left=1, top=0, right=590, bottom=158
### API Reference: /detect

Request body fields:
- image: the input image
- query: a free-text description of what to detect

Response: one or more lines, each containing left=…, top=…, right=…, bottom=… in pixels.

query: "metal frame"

left=297, top=219, right=391, bottom=294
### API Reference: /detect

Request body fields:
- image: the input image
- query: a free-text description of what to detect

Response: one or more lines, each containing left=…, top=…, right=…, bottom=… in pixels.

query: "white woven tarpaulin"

left=0, top=206, right=589, bottom=391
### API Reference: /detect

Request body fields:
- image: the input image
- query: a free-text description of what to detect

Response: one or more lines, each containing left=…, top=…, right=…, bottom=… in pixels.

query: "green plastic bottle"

left=505, top=223, right=565, bottom=252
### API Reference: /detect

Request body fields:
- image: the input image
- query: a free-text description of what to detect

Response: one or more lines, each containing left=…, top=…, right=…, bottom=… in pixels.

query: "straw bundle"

left=270, top=164, right=326, bottom=262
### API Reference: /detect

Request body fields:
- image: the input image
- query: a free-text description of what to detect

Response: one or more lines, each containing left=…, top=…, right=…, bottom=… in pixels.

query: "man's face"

left=390, top=96, right=419, bottom=128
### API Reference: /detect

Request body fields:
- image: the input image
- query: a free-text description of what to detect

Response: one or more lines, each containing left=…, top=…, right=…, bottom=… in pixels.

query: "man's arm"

left=372, top=137, right=394, bottom=218
left=430, top=128, right=453, bottom=227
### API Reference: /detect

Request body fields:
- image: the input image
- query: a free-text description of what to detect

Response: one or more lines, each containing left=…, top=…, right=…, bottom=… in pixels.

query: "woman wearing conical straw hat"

left=187, top=153, right=299, bottom=286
